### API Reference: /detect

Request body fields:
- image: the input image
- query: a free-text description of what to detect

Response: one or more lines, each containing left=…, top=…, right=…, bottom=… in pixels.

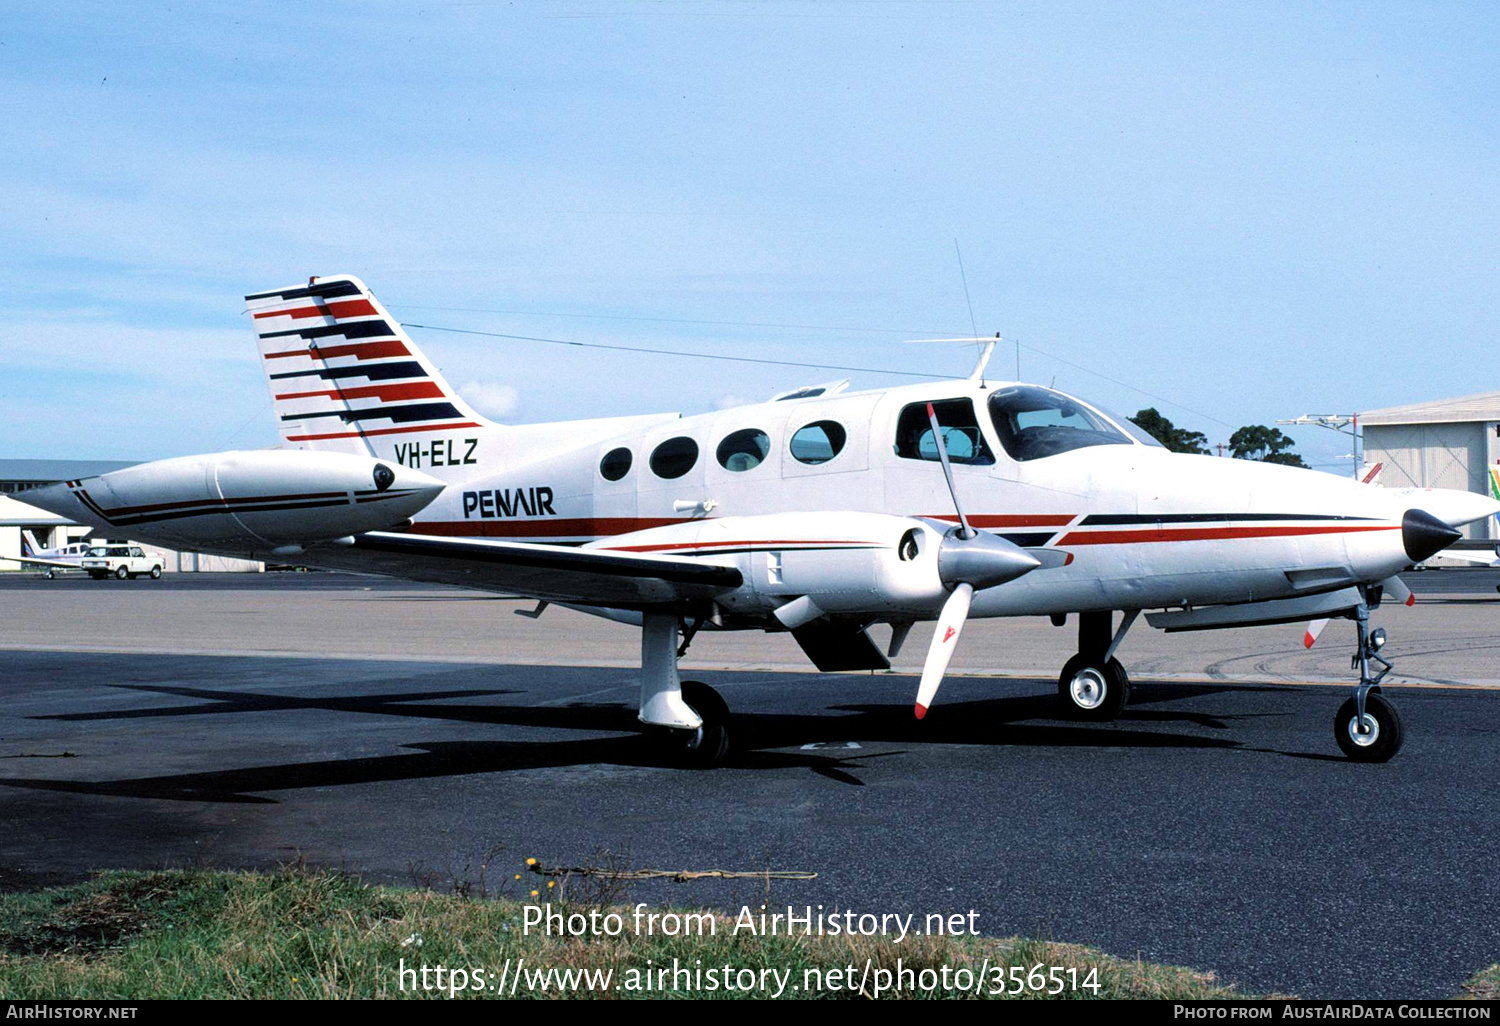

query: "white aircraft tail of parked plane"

left=25, top=275, right=1500, bottom=763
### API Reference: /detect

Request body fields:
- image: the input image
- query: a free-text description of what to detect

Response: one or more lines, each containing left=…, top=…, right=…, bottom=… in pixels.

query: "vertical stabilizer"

left=246, top=275, right=498, bottom=456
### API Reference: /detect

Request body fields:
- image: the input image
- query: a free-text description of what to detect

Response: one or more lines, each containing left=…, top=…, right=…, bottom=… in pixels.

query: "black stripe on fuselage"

left=245, top=280, right=364, bottom=303
left=105, top=498, right=356, bottom=527
left=1079, top=513, right=1380, bottom=526
left=268, top=361, right=428, bottom=382
left=997, top=532, right=1058, bottom=547
left=279, top=401, right=464, bottom=425
left=261, top=320, right=395, bottom=341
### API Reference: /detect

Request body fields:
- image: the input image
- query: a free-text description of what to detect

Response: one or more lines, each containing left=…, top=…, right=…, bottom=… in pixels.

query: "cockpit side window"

left=894, top=399, right=994, bottom=465
left=986, top=386, right=1133, bottom=461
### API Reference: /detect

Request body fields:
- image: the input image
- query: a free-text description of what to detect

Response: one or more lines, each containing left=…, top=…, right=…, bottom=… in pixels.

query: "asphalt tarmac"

left=1, top=570, right=1498, bottom=999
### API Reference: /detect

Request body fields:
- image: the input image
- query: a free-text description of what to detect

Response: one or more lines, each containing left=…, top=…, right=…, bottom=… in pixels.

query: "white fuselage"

left=359, top=377, right=1492, bottom=621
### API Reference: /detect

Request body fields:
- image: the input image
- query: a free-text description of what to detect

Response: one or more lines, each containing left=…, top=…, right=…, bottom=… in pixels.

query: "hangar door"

left=1363, top=422, right=1489, bottom=538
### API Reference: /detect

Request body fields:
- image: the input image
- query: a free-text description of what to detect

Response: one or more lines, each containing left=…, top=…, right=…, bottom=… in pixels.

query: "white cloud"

left=460, top=381, right=520, bottom=419
left=714, top=393, right=755, bottom=410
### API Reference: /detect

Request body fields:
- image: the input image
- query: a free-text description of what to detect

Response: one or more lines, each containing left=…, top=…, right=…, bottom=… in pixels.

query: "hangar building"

left=1361, top=391, right=1500, bottom=541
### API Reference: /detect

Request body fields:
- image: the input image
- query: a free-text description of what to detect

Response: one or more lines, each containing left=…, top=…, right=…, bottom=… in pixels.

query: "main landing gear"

left=1334, top=595, right=1403, bottom=763
left=1057, top=609, right=1139, bottom=720
left=638, top=612, right=731, bottom=768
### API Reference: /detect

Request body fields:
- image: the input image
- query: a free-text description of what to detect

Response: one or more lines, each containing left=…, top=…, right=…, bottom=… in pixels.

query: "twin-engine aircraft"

left=26, top=275, right=1500, bottom=765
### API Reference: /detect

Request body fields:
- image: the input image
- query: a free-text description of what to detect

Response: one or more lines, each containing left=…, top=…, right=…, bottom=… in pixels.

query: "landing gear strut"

left=1057, top=609, right=1138, bottom=720
left=1334, top=597, right=1403, bottom=762
left=638, top=611, right=731, bottom=768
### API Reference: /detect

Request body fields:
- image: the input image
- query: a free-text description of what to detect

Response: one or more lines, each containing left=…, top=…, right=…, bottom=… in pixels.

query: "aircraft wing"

left=294, top=530, right=744, bottom=607
left=8, top=556, right=83, bottom=570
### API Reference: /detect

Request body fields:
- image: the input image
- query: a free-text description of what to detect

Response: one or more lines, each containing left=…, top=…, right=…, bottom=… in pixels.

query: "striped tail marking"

left=246, top=276, right=490, bottom=447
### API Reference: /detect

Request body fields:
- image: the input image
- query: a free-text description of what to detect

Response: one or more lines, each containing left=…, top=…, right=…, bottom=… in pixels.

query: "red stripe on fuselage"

left=264, top=340, right=409, bottom=361
left=275, top=381, right=444, bottom=403
left=253, top=299, right=379, bottom=321
left=1057, top=524, right=1399, bottom=545
left=923, top=513, right=1076, bottom=528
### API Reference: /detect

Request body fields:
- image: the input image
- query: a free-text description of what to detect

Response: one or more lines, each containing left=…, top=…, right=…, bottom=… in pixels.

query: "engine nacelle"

left=593, top=511, right=962, bottom=621
left=24, top=450, right=444, bottom=554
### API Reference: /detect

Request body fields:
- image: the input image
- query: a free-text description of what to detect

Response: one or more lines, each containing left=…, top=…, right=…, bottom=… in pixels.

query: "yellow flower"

left=531, top=890, right=539, bottom=897
left=513, top=874, right=521, bottom=880
left=526, top=857, right=537, bottom=866
left=547, top=881, right=555, bottom=889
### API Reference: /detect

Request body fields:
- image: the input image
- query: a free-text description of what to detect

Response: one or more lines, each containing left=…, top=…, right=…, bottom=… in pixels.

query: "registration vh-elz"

left=27, top=275, right=1498, bottom=765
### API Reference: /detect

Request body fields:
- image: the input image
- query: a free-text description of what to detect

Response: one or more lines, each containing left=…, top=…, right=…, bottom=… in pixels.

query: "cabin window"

left=599, top=447, right=633, bottom=481
left=649, top=436, right=699, bottom=479
left=789, top=421, right=847, bottom=465
left=716, top=429, right=771, bottom=472
left=986, top=386, right=1132, bottom=461
left=894, top=399, right=994, bottom=465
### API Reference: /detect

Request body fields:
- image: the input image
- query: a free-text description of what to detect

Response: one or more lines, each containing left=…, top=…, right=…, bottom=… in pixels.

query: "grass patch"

left=0, top=865, right=1250, bottom=999
left=1461, top=964, right=1500, bottom=1001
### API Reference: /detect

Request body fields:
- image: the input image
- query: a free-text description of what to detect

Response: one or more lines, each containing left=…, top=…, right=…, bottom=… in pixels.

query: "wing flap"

left=297, top=530, right=742, bottom=607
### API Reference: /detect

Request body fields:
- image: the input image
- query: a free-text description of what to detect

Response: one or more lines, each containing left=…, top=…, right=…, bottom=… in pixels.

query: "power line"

left=394, top=305, right=961, bottom=337
left=400, top=316, right=1239, bottom=429
left=399, top=323, right=957, bottom=380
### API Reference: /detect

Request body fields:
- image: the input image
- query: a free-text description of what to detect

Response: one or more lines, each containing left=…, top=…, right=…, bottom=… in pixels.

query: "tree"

left=1129, top=408, right=1210, bottom=455
left=1228, top=425, right=1308, bottom=468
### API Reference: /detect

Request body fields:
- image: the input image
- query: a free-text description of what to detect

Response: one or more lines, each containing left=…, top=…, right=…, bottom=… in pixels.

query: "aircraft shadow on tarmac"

left=0, top=679, right=1288, bottom=803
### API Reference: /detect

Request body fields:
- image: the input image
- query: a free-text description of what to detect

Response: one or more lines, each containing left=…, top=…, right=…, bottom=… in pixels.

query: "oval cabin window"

left=649, top=436, right=700, bottom=479
left=789, top=421, right=847, bottom=465
left=599, top=447, right=633, bottom=481
left=716, top=429, right=771, bottom=472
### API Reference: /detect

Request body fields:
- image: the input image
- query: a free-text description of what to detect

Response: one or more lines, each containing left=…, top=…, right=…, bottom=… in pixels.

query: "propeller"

left=913, top=403, right=1040, bottom=719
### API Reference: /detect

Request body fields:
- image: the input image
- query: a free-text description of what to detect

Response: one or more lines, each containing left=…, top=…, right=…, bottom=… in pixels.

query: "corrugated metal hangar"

left=1361, top=391, right=1500, bottom=540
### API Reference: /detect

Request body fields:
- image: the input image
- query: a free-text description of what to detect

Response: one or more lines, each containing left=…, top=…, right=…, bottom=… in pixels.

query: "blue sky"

left=2, top=1, right=1496, bottom=472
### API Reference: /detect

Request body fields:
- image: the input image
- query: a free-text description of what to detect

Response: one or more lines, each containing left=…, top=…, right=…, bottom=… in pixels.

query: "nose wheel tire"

left=669, top=680, right=731, bottom=768
left=1335, top=693, right=1403, bottom=763
left=1058, top=655, right=1131, bottom=721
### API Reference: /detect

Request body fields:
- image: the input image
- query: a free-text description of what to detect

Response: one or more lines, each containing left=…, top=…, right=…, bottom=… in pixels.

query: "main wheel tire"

left=149, top=566, right=162, bottom=579
left=670, top=680, right=731, bottom=768
left=1334, top=693, right=1404, bottom=763
left=1058, top=655, right=1131, bottom=721
left=114, top=565, right=129, bottom=580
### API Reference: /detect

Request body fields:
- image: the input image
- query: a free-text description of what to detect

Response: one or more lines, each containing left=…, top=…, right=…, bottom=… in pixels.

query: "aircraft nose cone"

left=1402, top=508, right=1462, bottom=563
left=937, top=529, right=1042, bottom=591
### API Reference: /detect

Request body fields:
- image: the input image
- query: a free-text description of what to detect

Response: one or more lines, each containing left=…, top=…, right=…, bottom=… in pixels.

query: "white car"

left=80, top=545, right=165, bottom=580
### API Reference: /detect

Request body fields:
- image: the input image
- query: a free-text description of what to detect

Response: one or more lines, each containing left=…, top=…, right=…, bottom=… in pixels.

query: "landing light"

left=1370, top=628, right=1386, bottom=651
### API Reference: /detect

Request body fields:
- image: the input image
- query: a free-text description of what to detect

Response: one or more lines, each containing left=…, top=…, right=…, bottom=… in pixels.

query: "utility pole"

left=1277, top=414, right=1362, bottom=479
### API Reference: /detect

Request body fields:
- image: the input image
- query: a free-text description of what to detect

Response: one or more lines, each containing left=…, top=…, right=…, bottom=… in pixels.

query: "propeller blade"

left=1303, top=617, right=1330, bottom=649
left=915, top=582, right=973, bottom=719
left=926, top=402, right=973, bottom=539
left=1381, top=575, right=1415, bottom=607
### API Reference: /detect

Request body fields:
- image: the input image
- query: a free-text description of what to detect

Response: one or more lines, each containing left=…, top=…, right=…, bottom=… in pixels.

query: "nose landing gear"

left=1057, top=609, right=1139, bottom=720
left=1335, top=597, right=1403, bottom=763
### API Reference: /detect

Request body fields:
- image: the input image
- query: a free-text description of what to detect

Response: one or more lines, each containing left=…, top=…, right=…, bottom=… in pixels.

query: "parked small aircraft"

left=12, top=533, right=95, bottom=577
left=25, top=276, right=1500, bottom=764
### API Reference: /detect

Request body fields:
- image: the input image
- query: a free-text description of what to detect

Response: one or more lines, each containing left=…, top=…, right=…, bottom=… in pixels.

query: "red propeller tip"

left=914, top=703, right=927, bottom=720
left=1406, top=593, right=1416, bottom=607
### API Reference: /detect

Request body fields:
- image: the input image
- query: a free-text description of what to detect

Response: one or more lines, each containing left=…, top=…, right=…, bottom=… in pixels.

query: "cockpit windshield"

left=986, top=386, right=1134, bottom=462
